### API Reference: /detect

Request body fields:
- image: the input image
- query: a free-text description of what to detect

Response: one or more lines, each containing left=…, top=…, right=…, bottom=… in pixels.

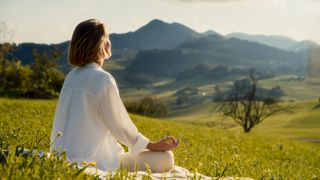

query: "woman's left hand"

left=146, top=136, right=180, bottom=151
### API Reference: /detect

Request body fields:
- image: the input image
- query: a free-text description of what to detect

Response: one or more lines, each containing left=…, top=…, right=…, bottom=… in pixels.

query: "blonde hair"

left=68, top=19, right=111, bottom=66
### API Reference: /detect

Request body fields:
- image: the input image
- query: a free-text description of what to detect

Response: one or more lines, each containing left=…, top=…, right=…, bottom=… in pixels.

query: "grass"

left=0, top=98, right=320, bottom=179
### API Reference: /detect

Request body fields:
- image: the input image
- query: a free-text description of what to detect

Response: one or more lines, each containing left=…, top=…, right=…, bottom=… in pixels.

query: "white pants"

left=119, top=149, right=174, bottom=173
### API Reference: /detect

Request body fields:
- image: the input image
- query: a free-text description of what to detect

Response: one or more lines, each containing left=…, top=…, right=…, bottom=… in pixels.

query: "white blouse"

left=50, top=62, right=150, bottom=171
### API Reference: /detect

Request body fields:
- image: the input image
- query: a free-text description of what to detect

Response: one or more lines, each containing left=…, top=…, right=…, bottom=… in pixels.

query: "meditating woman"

left=50, top=19, right=179, bottom=173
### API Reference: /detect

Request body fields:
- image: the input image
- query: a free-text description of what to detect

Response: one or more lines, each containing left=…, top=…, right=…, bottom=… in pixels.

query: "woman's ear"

left=104, top=39, right=112, bottom=59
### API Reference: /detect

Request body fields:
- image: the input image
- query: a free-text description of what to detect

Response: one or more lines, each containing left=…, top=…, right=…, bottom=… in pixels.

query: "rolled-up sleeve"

left=97, top=77, right=150, bottom=156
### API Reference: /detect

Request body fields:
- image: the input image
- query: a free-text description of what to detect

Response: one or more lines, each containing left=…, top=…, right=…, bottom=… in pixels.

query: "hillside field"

left=0, top=98, right=319, bottom=179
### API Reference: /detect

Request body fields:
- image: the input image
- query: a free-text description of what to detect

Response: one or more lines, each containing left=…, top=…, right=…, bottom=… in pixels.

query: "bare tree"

left=316, top=97, right=320, bottom=109
left=0, top=22, right=15, bottom=43
left=218, top=70, right=291, bottom=133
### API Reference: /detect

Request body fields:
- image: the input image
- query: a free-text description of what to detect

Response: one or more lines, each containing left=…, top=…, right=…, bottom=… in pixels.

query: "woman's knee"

left=119, top=150, right=174, bottom=173
left=137, top=150, right=174, bottom=172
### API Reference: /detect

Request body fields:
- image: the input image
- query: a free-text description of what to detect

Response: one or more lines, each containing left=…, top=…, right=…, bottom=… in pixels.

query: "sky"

left=0, top=0, right=320, bottom=44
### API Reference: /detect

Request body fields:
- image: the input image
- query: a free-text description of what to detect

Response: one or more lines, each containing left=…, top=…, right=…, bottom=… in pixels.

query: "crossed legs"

left=119, top=149, right=174, bottom=173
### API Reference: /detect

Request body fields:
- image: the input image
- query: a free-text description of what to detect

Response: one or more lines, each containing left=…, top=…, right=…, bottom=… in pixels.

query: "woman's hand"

left=146, top=136, right=180, bottom=151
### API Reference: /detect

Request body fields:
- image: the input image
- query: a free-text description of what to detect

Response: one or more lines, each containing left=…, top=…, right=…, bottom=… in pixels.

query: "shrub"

left=0, top=59, right=32, bottom=95
left=125, top=96, right=168, bottom=117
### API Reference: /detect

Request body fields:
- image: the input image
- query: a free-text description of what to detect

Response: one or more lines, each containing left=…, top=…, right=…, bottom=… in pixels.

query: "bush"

left=0, top=59, right=32, bottom=95
left=125, top=96, right=168, bottom=117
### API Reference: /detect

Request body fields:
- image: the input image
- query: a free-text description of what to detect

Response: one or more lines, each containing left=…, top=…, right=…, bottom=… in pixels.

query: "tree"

left=0, top=22, right=14, bottom=43
left=26, top=49, right=65, bottom=98
left=0, top=43, right=32, bottom=95
left=0, top=43, right=65, bottom=98
left=217, top=70, right=291, bottom=133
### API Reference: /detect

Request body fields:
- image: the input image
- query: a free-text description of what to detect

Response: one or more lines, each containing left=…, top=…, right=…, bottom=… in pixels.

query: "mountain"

left=6, top=19, right=309, bottom=78
left=9, top=19, right=202, bottom=67
left=226, top=33, right=298, bottom=50
left=178, top=34, right=301, bottom=65
left=8, top=19, right=215, bottom=65
left=110, top=19, right=200, bottom=50
left=288, top=40, right=319, bottom=52
left=226, top=32, right=319, bottom=52
left=8, top=41, right=69, bottom=66
left=126, top=34, right=306, bottom=78
left=202, top=30, right=222, bottom=37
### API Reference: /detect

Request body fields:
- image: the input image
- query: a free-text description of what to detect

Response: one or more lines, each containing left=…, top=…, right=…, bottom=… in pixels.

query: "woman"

left=50, top=19, right=179, bottom=173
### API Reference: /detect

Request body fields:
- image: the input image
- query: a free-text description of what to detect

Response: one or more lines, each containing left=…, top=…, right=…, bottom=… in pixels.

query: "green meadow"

left=118, top=73, right=320, bottom=141
left=0, top=98, right=319, bottom=179
left=2, top=9, right=320, bottom=179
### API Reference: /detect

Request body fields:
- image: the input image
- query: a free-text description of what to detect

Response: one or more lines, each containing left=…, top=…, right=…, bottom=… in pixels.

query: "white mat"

left=84, top=165, right=253, bottom=180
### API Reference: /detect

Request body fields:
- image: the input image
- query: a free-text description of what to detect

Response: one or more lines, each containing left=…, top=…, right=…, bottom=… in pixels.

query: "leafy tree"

left=0, top=59, right=32, bottom=95
left=0, top=43, right=65, bottom=98
left=0, top=43, right=32, bottom=95
left=26, top=49, right=64, bottom=98
left=217, top=70, right=291, bottom=133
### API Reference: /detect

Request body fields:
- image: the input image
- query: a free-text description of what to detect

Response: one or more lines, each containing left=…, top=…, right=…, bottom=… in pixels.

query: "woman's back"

left=51, top=62, right=124, bottom=170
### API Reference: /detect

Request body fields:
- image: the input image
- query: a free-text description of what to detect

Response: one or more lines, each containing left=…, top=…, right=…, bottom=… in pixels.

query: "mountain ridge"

left=109, top=19, right=200, bottom=50
left=6, top=19, right=311, bottom=78
left=226, top=32, right=319, bottom=52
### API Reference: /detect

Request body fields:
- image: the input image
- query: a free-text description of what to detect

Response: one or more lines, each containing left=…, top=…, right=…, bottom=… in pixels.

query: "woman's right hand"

left=146, top=136, right=180, bottom=151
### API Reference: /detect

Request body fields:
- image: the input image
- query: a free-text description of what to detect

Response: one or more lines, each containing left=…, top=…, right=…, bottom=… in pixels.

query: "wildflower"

left=90, top=161, right=97, bottom=166
left=57, top=131, right=63, bottom=138
left=81, top=161, right=87, bottom=166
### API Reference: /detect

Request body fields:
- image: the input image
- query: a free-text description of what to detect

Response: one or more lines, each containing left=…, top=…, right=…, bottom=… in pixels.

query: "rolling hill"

left=125, top=34, right=306, bottom=80
left=0, top=98, right=319, bottom=179
left=226, top=32, right=319, bottom=52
